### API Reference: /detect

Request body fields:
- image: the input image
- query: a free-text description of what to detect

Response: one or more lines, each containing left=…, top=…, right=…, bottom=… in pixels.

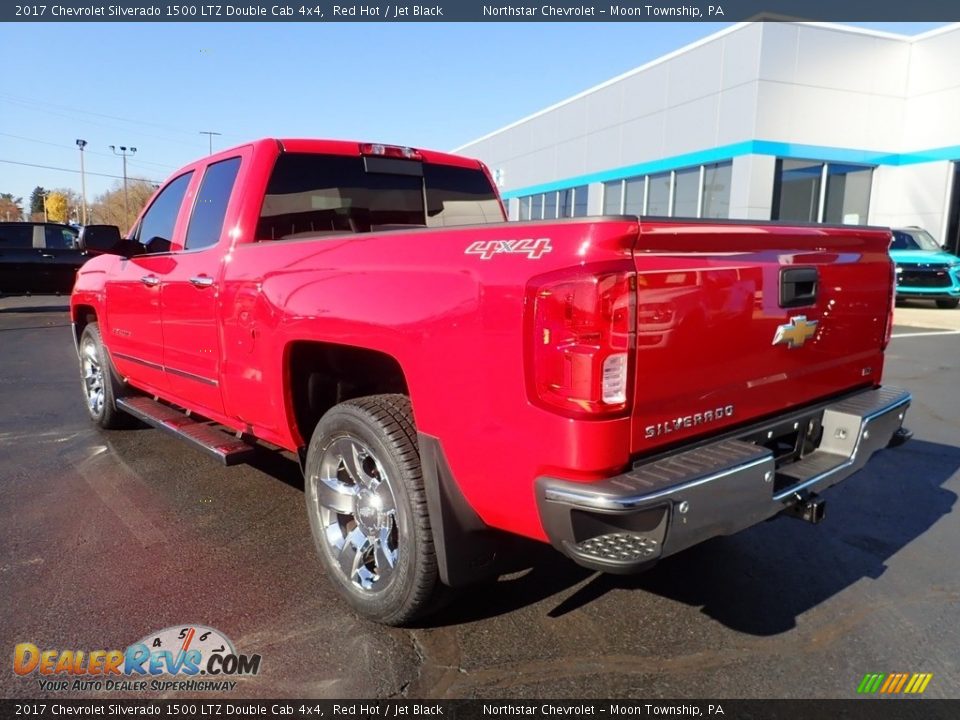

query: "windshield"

left=891, top=229, right=941, bottom=251
left=257, top=152, right=503, bottom=240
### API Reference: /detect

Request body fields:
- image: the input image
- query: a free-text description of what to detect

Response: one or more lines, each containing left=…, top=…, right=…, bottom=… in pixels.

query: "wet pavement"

left=1, top=296, right=958, bottom=699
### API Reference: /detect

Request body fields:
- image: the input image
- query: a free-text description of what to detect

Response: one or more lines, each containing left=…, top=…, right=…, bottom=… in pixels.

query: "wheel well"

left=288, top=341, right=409, bottom=446
left=73, top=305, right=98, bottom=343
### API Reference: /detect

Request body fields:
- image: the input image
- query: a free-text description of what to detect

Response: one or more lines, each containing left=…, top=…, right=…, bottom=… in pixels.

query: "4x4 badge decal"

left=465, top=238, right=553, bottom=260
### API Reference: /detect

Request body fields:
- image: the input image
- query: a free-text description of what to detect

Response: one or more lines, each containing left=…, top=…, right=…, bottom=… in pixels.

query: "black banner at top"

left=3, top=0, right=960, bottom=22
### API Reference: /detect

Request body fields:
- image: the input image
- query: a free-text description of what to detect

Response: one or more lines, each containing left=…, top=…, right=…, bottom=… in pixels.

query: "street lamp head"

left=76, top=139, right=87, bottom=149
left=130, top=147, right=137, bottom=154
left=109, top=145, right=115, bottom=152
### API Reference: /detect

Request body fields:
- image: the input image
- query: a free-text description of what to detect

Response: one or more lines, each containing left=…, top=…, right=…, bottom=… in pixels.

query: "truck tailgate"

left=630, top=221, right=894, bottom=455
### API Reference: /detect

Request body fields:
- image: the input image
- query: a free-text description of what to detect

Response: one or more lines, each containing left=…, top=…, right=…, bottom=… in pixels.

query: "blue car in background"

left=890, top=227, right=960, bottom=309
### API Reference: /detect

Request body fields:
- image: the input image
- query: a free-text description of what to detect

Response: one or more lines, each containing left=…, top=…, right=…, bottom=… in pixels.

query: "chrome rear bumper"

left=536, top=386, right=911, bottom=573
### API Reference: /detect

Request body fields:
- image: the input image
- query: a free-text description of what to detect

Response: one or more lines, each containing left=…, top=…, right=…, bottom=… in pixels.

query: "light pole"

left=76, top=139, right=88, bottom=225
left=200, top=130, right=221, bottom=155
left=110, top=144, right=137, bottom=228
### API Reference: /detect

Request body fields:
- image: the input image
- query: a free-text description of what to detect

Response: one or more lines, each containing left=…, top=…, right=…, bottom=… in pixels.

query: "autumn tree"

left=45, top=192, right=69, bottom=223
left=0, top=193, right=23, bottom=221
left=50, top=188, right=83, bottom=224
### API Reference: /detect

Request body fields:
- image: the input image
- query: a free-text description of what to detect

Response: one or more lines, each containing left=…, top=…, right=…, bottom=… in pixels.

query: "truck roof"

left=203, top=137, right=484, bottom=170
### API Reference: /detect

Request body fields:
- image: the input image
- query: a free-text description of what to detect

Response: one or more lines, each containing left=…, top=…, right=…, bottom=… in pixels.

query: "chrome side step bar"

left=116, top=396, right=255, bottom=466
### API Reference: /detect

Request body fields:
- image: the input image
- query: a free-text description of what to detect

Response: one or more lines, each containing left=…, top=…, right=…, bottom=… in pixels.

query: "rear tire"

left=935, top=298, right=959, bottom=309
left=78, top=322, right=131, bottom=429
left=303, top=394, right=443, bottom=626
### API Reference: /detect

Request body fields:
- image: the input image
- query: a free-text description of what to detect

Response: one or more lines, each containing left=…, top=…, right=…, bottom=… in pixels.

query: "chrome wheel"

left=308, top=436, right=400, bottom=592
left=80, top=338, right=105, bottom=417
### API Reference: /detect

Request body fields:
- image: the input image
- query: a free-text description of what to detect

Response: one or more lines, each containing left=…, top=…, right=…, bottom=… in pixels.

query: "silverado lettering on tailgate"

left=645, top=404, right=735, bottom=439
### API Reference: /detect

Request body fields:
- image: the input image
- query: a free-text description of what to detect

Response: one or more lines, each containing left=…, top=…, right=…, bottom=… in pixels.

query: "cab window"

left=135, top=172, right=193, bottom=253
left=185, top=157, right=241, bottom=250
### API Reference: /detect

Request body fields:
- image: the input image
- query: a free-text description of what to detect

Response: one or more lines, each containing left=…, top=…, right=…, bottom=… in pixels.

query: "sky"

left=0, top=21, right=948, bottom=210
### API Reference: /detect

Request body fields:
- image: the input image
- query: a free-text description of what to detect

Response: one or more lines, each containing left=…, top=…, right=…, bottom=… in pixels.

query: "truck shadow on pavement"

left=429, top=439, right=958, bottom=635
left=0, top=303, right=70, bottom=313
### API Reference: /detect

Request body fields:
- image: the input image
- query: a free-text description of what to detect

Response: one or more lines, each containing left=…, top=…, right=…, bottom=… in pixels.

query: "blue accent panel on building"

left=897, top=145, right=960, bottom=165
left=501, top=141, right=751, bottom=199
left=500, top=140, right=960, bottom=199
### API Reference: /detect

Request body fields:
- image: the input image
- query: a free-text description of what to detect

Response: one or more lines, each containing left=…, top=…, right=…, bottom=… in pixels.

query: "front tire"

left=78, top=322, right=130, bottom=429
left=935, top=298, right=959, bottom=309
left=303, top=394, right=442, bottom=626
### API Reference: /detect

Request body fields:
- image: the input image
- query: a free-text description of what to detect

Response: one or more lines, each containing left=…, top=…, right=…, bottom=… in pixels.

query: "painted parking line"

left=891, top=329, right=960, bottom=338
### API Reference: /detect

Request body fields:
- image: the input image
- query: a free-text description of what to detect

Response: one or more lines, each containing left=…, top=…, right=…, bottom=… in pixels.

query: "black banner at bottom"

left=1, top=699, right=957, bottom=720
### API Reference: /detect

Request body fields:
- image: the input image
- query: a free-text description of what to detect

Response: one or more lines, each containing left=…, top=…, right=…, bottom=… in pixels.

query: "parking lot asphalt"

left=1, top=296, right=958, bottom=700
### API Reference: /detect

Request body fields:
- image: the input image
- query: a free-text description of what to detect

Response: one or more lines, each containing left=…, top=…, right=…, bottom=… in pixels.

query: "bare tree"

left=88, top=180, right=157, bottom=231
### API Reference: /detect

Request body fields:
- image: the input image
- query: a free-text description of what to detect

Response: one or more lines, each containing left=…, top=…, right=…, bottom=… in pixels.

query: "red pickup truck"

left=71, top=138, right=911, bottom=625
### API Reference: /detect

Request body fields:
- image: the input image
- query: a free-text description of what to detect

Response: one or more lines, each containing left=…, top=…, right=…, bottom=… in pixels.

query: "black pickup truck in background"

left=0, top=222, right=85, bottom=295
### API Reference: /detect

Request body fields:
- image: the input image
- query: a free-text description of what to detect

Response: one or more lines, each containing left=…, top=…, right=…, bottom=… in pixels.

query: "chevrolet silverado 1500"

left=71, top=138, right=911, bottom=624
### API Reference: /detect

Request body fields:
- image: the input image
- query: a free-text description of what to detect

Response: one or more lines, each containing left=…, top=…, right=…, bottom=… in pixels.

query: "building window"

left=773, top=159, right=873, bottom=224
left=603, top=180, right=623, bottom=215
left=572, top=186, right=588, bottom=217
left=824, top=163, right=873, bottom=225
left=519, top=196, right=531, bottom=221
left=559, top=188, right=573, bottom=218
left=647, top=172, right=671, bottom=216
left=544, top=191, right=558, bottom=220
left=624, top=177, right=645, bottom=215
left=518, top=160, right=737, bottom=222
left=773, top=159, right=823, bottom=222
left=672, top=167, right=700, bottom=219
left=702, top=162, right=732, bottom=219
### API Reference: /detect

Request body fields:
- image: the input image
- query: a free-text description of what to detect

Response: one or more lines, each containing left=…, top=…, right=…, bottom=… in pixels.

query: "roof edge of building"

left=451, top=20, right=951, bottom=155
left=450, top=22, right=752, bottom=153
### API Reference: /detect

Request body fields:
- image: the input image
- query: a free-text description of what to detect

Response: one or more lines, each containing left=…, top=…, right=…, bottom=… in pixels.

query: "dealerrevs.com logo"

left=14, top=625, right=261, bottom=693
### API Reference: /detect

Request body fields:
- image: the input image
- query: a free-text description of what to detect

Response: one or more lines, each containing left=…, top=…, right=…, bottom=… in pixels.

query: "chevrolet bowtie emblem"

left=772, top=315, right=819, bottom=349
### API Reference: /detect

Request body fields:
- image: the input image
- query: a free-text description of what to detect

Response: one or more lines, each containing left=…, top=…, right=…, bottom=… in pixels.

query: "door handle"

left=189, top=275, right=215, bottom=288
left=41, top=253, right=55, bottom=259
left=140, top=275, right=160, bottom=287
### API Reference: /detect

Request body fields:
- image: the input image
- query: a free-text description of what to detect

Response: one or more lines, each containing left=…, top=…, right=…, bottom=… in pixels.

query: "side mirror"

left=143, top=236, right=172, bottom=254
left=79, top=225, right=130, bottom=256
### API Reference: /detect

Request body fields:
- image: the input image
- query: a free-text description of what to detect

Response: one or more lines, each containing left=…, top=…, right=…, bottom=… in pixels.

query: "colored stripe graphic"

left=893, top=674, right=909, bottom=693
left=857, top=673, right=885, bottom=693
left=857, top=672, right=932, bottom=695
left=906, top=673, right=934, bottom=694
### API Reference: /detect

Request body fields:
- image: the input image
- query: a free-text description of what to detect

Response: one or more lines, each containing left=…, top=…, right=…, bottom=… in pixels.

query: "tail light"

left=882, top=258, right=896, bottom=350
left=359, top=143, right=422, bottom=160
left=526, top=266, right=636, bottom=418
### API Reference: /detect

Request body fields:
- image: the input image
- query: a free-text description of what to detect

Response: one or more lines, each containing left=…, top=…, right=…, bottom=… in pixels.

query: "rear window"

left=257, top=153, right=502, bottom=241
left=0, top=225, right=33, bottom=248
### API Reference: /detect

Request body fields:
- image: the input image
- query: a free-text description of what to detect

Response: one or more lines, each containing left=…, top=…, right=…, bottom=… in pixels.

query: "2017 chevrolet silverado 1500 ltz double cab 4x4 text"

left=71, top=138, right=912, bottom=625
